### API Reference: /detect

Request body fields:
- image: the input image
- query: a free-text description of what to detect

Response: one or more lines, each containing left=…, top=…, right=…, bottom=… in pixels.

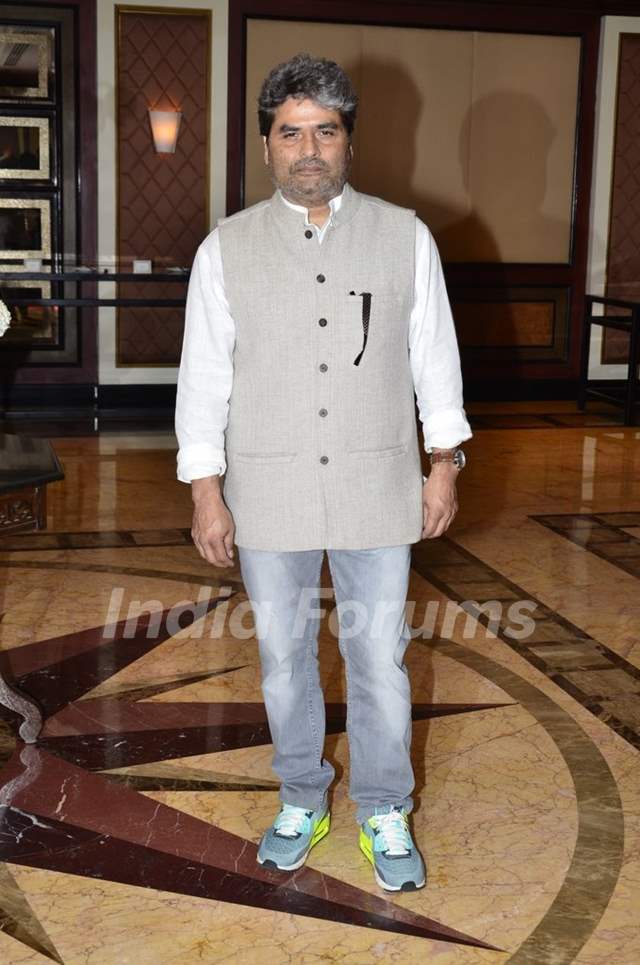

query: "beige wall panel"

left=245, top=20, right=472, bottom=230
left=357, top=26, right=472, bottom=240
left=245, top=19, right=362, bottom=207
left=466, top=32, right=580, bottom=263
left=244, top=21, right=580, bottom=265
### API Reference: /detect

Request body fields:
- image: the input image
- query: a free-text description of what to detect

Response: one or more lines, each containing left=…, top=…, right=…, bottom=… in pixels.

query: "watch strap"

left=428, top=448, right=466, bottom=470
left=430, top=450, right=456, bottom=464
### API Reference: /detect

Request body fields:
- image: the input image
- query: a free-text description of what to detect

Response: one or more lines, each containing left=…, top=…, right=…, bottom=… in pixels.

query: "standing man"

left=176, top=54, right=471, bottom=893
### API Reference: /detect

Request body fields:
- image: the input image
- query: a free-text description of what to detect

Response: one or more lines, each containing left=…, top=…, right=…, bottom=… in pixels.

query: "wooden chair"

left=578, top=295, right=640, bottom=425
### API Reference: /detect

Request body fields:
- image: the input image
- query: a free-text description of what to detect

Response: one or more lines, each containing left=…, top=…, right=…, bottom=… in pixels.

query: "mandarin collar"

left=270, top=182, right=360, bottom=233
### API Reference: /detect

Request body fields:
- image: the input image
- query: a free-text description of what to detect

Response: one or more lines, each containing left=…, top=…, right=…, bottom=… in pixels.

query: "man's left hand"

left=422, top=464, right=459, bottom=539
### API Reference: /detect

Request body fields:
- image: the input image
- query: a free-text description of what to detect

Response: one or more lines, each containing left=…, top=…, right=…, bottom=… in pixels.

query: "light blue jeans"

left=237, top=545, right=414, bottom=824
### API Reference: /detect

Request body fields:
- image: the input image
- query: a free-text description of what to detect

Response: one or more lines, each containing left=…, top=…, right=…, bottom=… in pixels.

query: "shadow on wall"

left=346, top=61, right=566, bottom=510
left=440, top=90, right=565, bottom=264
left=348, top=60, right=565, bottom=264
left=346, top=61, right=571, bottom=397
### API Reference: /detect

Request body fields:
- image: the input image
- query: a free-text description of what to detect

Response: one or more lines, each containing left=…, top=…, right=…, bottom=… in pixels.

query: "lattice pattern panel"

left=117, top=10, right=209, bottom=366
left=604, top=34, right=640, bottom=365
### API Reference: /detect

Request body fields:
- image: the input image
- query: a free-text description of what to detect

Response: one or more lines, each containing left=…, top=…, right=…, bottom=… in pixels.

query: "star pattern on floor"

left=0, top=598, right=506, bottom=960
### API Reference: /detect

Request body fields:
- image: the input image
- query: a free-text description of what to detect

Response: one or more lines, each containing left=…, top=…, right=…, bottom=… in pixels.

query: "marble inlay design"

left=418, top=638, right=624, bottom=965
left=5, top=526, right=636, bottom=751
left=532, top=512, right=640, bottom=579
left=411, top=538, right=640, bottom=750
left=0, top=863, right=63, bottom=963
left=0, top=748, right=497, bottom=952
left=0, top=517, right=636, bottom=961
left=0, top=528, right=195, bottom=553
left=0, top=557, right=244, bottom=590
left=0, top=607, right=504, bottom=958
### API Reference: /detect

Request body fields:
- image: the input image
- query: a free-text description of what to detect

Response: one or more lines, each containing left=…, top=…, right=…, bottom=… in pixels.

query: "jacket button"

left=319, top=408, right=327, bottom=417
left=305, top=229, right=313, bottom=239
left=319, top=363, right=328, bottom=372
left=316, top=273, right=325, bottom=283
left=320, top=455, right=329, bottom=465
left=318, top=318, right=327, bottom=327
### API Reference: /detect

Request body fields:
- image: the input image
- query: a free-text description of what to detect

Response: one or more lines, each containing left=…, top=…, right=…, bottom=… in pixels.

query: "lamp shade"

left=148, top=109, right=182, bottom=154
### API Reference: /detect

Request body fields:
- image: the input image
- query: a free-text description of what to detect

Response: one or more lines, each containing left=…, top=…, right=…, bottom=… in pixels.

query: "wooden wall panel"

left=116, top=7, right=210, bottom=366
left=603, top=33, right=640, bottom=365
left=452, top=287, right=569, bottom=362
left=456, top=303, right=554, bottom=348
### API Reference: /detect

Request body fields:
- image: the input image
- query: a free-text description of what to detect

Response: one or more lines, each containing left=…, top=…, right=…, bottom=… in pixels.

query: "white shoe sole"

left=257, top=847, right=311, bottom=872
left=374, top=866, right=426, bottom=891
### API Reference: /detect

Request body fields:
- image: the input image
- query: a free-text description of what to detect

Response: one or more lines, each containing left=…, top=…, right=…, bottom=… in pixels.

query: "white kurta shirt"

left=175, top=188, right=472, bottom=481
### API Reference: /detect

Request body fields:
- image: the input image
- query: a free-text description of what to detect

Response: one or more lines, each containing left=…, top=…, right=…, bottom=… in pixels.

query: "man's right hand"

left=191, top=476, right=236, bottom=567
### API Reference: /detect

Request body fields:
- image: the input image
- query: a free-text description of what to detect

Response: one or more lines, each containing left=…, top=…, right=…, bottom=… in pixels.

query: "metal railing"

left=0, top=267, right=189, bottom=308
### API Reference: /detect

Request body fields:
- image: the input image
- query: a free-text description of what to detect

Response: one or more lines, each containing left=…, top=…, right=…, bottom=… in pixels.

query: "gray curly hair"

left=258, top=53, right=358, bottom=138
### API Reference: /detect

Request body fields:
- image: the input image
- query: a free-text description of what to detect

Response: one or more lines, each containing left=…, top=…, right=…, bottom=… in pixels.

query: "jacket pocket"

left=348, top=444, right=407, bottom=459
left=233, top=451, right=297, bottom=464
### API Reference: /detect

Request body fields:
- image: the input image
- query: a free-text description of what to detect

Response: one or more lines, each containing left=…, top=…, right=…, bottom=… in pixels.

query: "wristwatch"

left=429, top=448, right=466, bottom=470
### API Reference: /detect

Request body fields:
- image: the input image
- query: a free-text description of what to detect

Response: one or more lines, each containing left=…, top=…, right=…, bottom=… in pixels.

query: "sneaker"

left=359, top=805, right=426, bottom=891
left=257, top=803, right=330, bottom=871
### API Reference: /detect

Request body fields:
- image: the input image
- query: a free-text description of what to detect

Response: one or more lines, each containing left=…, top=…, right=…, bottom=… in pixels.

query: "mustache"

left=291, top=159, right=329, bottom=172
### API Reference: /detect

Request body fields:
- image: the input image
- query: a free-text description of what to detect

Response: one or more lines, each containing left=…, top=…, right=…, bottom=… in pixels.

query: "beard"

left=270, top=149, right=351, bottom=207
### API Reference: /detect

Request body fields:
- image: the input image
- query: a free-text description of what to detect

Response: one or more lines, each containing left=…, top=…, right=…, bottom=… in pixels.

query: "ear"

left=262, top=135, right=269, bottom=166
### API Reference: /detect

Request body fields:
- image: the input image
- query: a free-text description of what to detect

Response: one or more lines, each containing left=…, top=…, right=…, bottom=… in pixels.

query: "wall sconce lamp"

left=148, top=109, right=182, bottom=154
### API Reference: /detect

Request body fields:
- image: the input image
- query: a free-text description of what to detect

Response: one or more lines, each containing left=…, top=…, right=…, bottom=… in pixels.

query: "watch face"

left=453, top=449, right=466, bottom=469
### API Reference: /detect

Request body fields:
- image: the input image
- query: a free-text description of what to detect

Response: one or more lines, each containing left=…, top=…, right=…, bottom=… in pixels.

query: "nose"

left=299, top=129, right=319, bottom=158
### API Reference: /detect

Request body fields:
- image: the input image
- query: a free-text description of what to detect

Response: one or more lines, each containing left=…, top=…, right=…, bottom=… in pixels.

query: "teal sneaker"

left=359, top=805, right=426, bottom=891
left=257, top=804, right=330, bottom=871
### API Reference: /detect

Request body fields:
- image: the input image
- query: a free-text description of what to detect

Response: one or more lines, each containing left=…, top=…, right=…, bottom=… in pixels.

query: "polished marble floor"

left=0, top=406, right=638, bottom=963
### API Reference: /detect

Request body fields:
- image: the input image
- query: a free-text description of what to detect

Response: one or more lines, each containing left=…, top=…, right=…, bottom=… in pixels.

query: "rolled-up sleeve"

left=409, top=219, right=473, bottom=451
left=175, top=230, right=236, bottom=482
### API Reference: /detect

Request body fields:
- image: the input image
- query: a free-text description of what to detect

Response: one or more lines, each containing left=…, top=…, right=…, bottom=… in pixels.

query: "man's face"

left=263, top=97, right=352, bottom=206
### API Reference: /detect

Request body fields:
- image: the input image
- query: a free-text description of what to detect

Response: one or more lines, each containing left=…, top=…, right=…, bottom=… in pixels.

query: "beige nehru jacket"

left=218, top=182, right=424, bottom=551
